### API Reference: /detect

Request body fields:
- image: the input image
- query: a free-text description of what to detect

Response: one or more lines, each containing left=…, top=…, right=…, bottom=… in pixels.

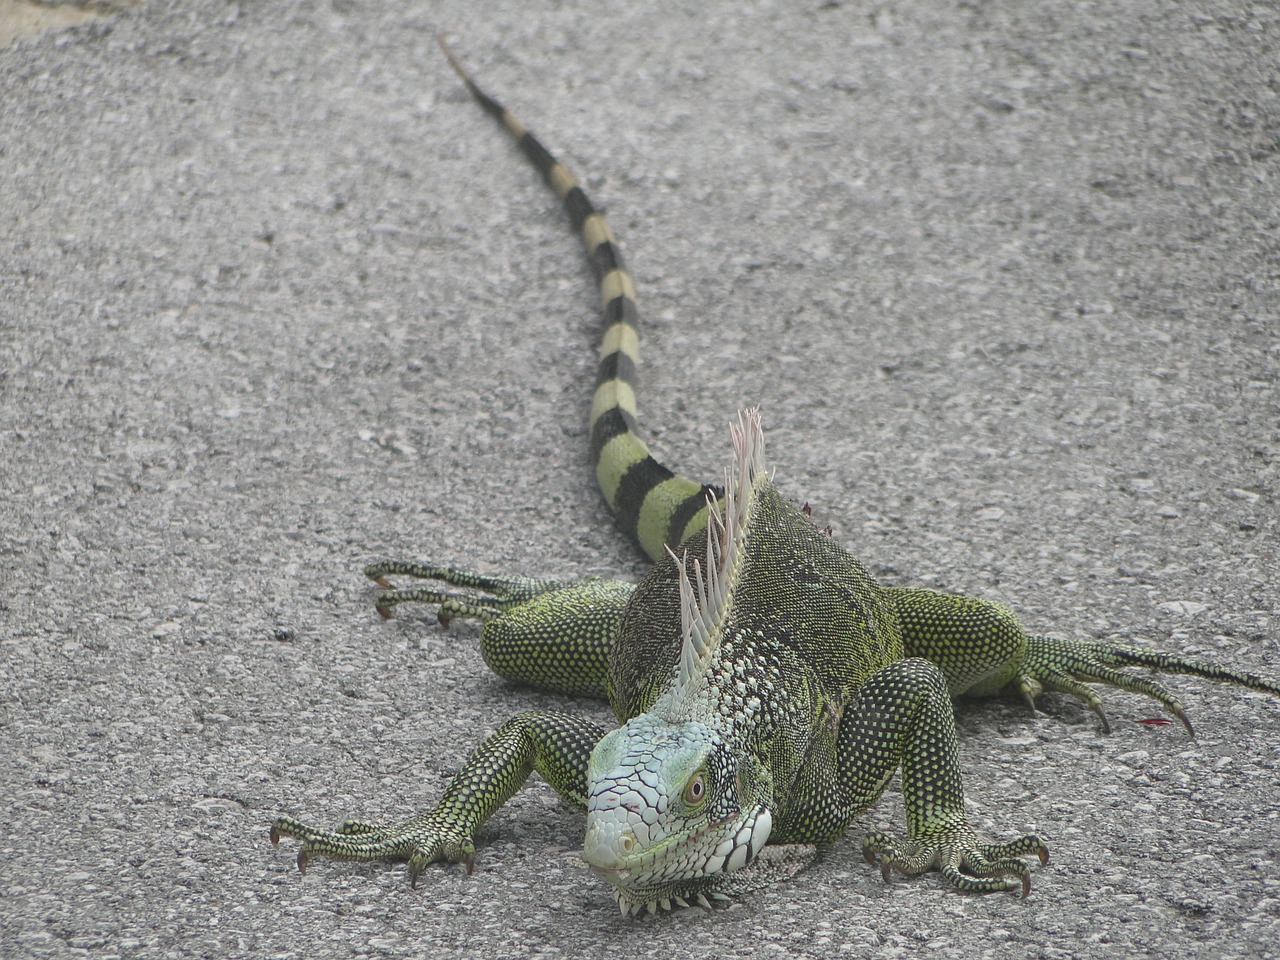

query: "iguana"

left=269, top=39, right=1280, bottom=915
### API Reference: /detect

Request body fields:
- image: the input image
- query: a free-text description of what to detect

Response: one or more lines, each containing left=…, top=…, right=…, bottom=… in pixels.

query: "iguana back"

left=610, top=477, right=903, bottom=722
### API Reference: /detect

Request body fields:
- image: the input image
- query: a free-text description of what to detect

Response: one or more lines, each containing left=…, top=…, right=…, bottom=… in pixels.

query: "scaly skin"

left=269, top=41, right=1280, bottom=914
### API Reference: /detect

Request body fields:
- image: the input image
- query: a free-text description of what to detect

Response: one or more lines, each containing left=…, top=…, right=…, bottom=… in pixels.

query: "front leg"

left=823, top=659, right=1047, bottom=895
left=271, top=709, right=608, bottom=885
left=368, top=561, right=635, bottom=699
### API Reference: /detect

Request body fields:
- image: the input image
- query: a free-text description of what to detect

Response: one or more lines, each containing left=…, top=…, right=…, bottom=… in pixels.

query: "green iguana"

left=269, top=39, right=1280, bottom=915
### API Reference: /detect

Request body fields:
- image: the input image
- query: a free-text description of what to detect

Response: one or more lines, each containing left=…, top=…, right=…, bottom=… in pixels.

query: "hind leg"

left=367, top=561, right=634, bottom=699
left=885, top=587, right=1028, bottom=697
left=887, top=585, right=1280, bottom=733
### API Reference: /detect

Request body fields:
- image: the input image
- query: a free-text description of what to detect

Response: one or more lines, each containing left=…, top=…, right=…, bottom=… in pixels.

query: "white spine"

left=669, top=409, right=767, bottom=701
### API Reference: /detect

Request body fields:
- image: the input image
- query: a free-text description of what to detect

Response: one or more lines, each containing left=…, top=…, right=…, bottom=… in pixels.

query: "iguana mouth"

left=582, top=805, right=773, bottom=913
left=590, top=825, right=823, bottom=918
left=584, top=813, right=727, bottom=879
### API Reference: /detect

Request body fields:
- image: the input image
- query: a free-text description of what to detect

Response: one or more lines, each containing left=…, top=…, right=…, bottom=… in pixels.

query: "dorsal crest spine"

left=665, top=409, right=768, bottom=706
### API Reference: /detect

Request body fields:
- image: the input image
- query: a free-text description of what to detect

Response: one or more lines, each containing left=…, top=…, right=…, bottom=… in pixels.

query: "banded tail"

left=439, top=37, right=718, bottom=562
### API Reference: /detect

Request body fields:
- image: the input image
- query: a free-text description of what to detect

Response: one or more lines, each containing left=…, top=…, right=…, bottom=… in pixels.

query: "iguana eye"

left=684, top=772, right=706, bottom=805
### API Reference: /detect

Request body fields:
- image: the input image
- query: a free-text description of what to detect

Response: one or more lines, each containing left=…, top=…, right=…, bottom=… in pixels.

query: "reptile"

left=269, top=38, right=1280, bottom=915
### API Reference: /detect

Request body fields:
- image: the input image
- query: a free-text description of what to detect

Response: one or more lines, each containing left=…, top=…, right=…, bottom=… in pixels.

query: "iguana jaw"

left=582, top=803, right=774, bottom=915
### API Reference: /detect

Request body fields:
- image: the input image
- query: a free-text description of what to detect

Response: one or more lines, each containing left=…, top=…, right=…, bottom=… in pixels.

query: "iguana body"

left=270, top=40, right=1280, bottom=914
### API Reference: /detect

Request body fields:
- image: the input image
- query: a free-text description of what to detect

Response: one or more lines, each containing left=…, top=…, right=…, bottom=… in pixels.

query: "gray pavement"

left=2, top=2, right=1278, bottom=958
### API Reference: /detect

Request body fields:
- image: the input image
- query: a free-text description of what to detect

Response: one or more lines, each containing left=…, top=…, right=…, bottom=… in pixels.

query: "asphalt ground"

left=2, top=2, right=1278, bottom=958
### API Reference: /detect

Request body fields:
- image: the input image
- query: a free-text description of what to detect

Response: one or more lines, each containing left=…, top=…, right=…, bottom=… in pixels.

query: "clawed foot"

left=364, top=561, right=563, bottom=623
left=1019, top=635, right=1194, bottom=735
left=269, top=811, right=476, bottom=887
left=862, top=824, right=1048, bottom=897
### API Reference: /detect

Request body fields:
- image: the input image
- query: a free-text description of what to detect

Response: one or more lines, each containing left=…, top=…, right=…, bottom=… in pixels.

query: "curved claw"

left=1171, top=703, right=1194, bottom=737
left=863, top=845, right=894, bottom=883
left=407, top=842, right=475, bottom=888
left=1089, top=701, right=1112, bottom=736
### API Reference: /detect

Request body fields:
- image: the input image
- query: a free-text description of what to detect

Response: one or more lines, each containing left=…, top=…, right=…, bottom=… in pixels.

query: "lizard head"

left=581, top=410, right=813, bottom=914
left=581, top=713, right=776, bottom=914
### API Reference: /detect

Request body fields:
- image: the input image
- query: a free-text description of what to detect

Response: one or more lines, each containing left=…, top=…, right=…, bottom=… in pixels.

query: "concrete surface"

left=2, top=1, right=1278, bottom=958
